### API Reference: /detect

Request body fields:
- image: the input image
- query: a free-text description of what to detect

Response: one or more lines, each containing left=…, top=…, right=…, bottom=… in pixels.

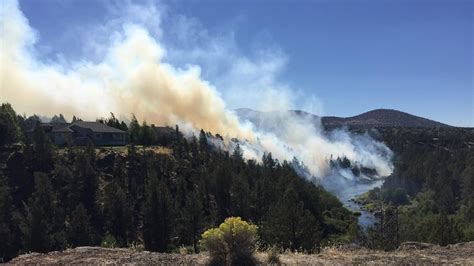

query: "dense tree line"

left=3, top=102, right=471, bottom=259
left=0, top=103, right=357, bottom=261
left=363, top=127, right=474, bottom=249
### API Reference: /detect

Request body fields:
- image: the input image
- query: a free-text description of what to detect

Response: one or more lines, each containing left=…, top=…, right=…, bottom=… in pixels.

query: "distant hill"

left=235, top=108, right=452, bottom=129
left=322, top=109, right=451, bottom=128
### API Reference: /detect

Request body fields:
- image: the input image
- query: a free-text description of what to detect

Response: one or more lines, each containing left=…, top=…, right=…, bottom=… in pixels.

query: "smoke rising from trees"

left=0, top=0, right=393, bottom=180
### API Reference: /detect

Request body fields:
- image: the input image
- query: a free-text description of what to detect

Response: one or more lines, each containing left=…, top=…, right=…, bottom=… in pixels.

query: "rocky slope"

left=6, top=242, right=474, bottom=265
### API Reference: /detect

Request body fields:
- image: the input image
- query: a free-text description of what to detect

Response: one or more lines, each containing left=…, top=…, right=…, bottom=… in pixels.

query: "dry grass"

left=96, top=145, right=173, bottom=155
left=57, top=145, right=173, bottom=156
left=9, top=242, right=474, bottom=265
left=141, top=145, right=173, bottom=155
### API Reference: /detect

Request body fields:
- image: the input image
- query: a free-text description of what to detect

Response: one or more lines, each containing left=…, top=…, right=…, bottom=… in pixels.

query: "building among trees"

left=26, top=121, right=127, bottom=146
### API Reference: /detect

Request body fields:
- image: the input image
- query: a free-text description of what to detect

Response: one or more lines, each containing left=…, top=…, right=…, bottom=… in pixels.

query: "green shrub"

left=101, top=234, right=117, bottom=248
left=200, top=217, right=258, bottom=265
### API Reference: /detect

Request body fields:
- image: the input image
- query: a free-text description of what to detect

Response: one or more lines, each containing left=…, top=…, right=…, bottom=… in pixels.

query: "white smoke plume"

left=0, top=0, right=393, bottom=182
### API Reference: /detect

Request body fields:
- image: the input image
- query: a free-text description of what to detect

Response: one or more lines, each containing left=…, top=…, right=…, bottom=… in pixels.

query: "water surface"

left=320, top=170, right=384, bottom=228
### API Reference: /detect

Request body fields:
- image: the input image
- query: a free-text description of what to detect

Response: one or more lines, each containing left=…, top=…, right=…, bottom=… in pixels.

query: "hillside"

left=235, top=108, right=452, bottom=129
left=322, top=109, right=450, bottom=128
left=2, top=103, right=472, bottom=263
left=0, top=102, right=359, bottom=262
left=8, top=242, right=474, bottom=265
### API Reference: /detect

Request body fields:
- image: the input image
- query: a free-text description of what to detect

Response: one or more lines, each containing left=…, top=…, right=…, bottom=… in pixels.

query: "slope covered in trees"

left=361, top=127, right=474, bottom=249
left=0, top=103, right=357, bottom=262
left=1, top=102, right=472, bottom=261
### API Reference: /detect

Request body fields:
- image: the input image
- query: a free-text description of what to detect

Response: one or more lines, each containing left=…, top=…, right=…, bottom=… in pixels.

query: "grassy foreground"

left=8, top=242, right=474, bottom=265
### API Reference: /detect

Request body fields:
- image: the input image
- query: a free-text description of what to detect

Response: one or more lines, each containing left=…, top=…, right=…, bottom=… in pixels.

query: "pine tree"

left=189, top=135, right=199, bottom=160
left=126, top=144, right=143, bottom=199
left=262, top=152, right=276, bottom=169
left=32, top=127, right=54, bottom=172
left=0, top=103, right=21, bottom=146
left=232, top=144, right=243, bottom=163
left=143, top=169, right=174, bottom=252
left=173, top=125, right=184, bottom=158
left=214, top=164, right=232, bottom=221
left=262, top=186, right=322, bottom=251
left=53, top=164, right=75, bottom=212
left=0, top=174, right=19, bottom=261
left=68, top=204, right=93, bottom=247
left=230, top=173, right=250, bottom=219
left=182, top=189, right=204, bottom=252
left=6, top=146, right=34, bottom=207
left=199, top=129, right=208, bottom=151
left=50, top=114, right=66, bottom=123
left=19, top=173, right=66, bottom=252
left=73, top=145, right=101, bottom=240
left=431, top=212, right=460, bottom=246
left=129, top=115, right=141, bottom=144
left=435, top=169, right=455, bottom=214
left=461, top=165, right=474, bottom=220
left=120, top=121, right=128, bottom=131
left=105, top=112, right=121, bottom=129
left=103, top=181, right=133, bottom=246
left=140, top=121, right=156, bottom=145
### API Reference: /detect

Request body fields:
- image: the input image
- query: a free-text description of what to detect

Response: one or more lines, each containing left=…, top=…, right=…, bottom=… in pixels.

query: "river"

left=320, top=170, right=384, bottom=228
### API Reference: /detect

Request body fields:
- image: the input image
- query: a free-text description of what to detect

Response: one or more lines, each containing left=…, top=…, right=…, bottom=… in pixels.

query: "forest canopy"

left=0, top=103, right=357, bottom=261
left=1, top=103, right=473, bottom=261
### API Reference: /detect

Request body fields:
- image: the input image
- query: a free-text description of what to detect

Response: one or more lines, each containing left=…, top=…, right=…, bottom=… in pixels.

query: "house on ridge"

left=27, top=121, right=127, bottom=146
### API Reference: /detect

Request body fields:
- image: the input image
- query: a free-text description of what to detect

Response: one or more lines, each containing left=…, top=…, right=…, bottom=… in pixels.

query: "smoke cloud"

left=1, top=0, right=393, bottom=184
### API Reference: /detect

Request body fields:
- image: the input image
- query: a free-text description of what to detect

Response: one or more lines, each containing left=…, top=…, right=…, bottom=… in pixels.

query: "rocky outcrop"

left=6, top=247, right=207, bottom=265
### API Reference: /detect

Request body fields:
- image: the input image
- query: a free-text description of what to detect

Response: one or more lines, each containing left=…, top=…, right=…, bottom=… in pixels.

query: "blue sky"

left=17, top=0, right=474, bottom=126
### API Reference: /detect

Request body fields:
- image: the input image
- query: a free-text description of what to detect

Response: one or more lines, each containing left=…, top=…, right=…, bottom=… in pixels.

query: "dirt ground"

left=6, top=241, right=474, bottom=265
